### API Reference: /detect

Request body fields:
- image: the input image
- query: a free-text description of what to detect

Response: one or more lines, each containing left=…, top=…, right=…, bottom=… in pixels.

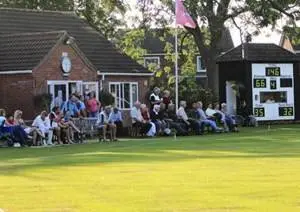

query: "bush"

left=33, top=93, right=52, bottom=112
left=99, top=90, right=115, bottom=106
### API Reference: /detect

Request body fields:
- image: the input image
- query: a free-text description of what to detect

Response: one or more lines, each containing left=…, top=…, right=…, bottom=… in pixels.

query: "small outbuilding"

left=217, top=43, right=300, bottom=121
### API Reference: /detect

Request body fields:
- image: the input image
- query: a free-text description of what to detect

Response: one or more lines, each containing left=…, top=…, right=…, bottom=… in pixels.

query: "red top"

left=141, top=111, right=150, bottom=121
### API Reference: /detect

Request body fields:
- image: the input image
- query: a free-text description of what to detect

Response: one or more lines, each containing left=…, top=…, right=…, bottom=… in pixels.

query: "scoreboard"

left=252, top=63, right=294, bottom=121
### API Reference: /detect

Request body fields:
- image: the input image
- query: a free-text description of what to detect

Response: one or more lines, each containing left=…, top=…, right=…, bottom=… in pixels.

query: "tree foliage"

left=0, top=0, right=127, bottom=39
left=136, top=0, right=300, bottom=94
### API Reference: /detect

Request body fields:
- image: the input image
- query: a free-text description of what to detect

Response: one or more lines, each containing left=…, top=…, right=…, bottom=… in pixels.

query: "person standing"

left=87, top=92, right=100, bottom=118
left=149, top=87, right=162, bottom=109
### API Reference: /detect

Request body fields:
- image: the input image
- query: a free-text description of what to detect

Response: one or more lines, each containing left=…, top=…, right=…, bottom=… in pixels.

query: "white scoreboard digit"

left=252, top=63, right=294, bottom=121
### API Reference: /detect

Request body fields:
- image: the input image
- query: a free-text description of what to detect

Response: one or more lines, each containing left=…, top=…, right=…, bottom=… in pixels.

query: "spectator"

left=14, top=110, right=45, bottom=145
left=214, top=103, right=229, bottom=132
left=0, top=109, right=6, bottom=127
left=75, top=95, right=87, bottom=117
left=97, top=106, right=117, bottom=141
left=54, top=90, right=64, bottom=109
left=5, top=114, right=15, bottom=126
left=149, top=87, right=162, bottom=109
left=86, top=91, right=100, bottom=118
left=205, top=103, right=217, bottom=120
left=49, top=107, right=65, bottom=145
left=221, top=103, right=239, bottom=132
left=150, top=104, right=166, bottom=134
left=32, top=111, right=50, bottom=145
left=195, top=101, right=222, bottom=133
left=162, top=90, right=172, bottom=110
left=108, top=107, right=123, bottom=135
left=130, top=101, right=151, bottom=136
left=141, top=104, right=156, bottom=137
left=163, top=104, right=188, bottom=136
left=61, top=94, right=80, bottom=118
left=239, top=100, right=257, bottom=127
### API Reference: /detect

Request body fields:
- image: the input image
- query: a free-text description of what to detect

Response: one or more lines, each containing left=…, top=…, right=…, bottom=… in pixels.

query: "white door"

left=83, top=82, right=99, bottom=100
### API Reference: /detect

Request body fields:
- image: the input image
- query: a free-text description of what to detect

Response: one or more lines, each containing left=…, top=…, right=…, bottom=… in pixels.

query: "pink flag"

left=176, top=0, right=196, bottom=28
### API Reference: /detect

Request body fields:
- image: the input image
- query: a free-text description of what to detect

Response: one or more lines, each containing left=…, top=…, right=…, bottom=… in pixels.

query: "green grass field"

left=1, top=125, right=300, bottom=212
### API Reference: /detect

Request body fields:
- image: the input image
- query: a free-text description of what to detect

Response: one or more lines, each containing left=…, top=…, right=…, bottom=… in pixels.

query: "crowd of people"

left=0, top=88, right=256, bottom=147
left=129, top=87, right=256, bottom=137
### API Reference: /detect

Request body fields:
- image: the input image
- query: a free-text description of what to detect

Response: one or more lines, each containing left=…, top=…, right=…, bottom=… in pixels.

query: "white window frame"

left=196, top=56, right=206, bottom=73
left=109, top=82, right=139, bottom=110
left=144, top=56, right=160, bottom=69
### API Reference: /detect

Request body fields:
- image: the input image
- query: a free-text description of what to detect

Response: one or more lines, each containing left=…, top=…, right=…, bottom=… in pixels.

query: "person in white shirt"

left=130, top=101, right=143, bottom=124
left=149, top=87, right=162, bottom=109
left=97, top=106, right=117, bottom=141
left=205, top=103, right=217, bottom=119
left=32, top=111, right=50, bottom=145
left=176, top=101, right=190, bottom=126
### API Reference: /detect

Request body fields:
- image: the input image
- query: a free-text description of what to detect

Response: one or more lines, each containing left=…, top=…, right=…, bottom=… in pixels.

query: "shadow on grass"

left=1, top=125, right=300, bottom=175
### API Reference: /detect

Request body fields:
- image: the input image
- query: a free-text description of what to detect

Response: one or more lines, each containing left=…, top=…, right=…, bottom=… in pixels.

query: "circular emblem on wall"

left=61, top=56, right=72, bottom=74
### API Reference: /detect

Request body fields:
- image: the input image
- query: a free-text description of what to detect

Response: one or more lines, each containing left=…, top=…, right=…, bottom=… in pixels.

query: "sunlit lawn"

left=1, top=125, right=300, bottom=212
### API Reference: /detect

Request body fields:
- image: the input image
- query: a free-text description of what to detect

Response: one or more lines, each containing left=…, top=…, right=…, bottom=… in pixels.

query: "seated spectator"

left=221, top=103, right=239, bottom=132
left=32, top=111, right=50, bottom=146
left=49, top=106, right=67, bottom=145
left=86, top=91, right=100, bottom=118
left=205, top=103, right=217, bottom=120
left=0, top=110, right=28, bottom=146
left=141, top=104, right=156, bottom=137
left=177, top=100, right=202, bottom=134
left=75, top=94, right=87, bottom=117
left=5, top=114, right=15, bottom=126
left=97, top=106, right=117, bottom=141
left=14, top=110, right=44, bottom=145
left=0, top=109, right=6, bottom=127
left=150, top=104, right=166, bottom=134
left=214, top=103, right=229, bottom=132
left=195, top=101, right=222, bottom=133
left=130, top=101, right=151, bottom=136
left=108, top=107, right=123, bottom=135
left=239, top=100, right=257, bottom=127
left=163, top=103, right=188, bottom=136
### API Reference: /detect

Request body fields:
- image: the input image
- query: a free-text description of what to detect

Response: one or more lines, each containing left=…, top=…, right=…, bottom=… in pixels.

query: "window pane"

left=144, top=57, right=160, bottom=69
left=120, top=84, right=124, bottom=109
left=260, top=91, right=287, bottom=103
left=123, top=83, right=130, bottom=109
left=131, top=84, right=138, bottom=107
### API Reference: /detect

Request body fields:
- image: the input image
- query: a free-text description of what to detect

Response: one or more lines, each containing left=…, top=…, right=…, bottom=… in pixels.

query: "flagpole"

left=175, top=25, right=179, bottom=110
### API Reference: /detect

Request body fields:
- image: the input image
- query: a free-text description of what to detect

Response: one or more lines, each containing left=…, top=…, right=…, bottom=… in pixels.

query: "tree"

left=136, top=0, right=300, bottom=94
left=0, top=0, right=127, bottom=39
left=0, top=0, right=74, bottom=11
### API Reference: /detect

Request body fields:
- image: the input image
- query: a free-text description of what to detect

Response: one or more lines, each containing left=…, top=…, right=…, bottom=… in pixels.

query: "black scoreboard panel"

left=270, top=80, right=277, bottom=90
left=265, top=67, right=281, bottom=77
left=280, top=78, right=293, bottom=88
left=254, top=107, right=265, bottom=117
left=253, top=79, right=266, bottom=88
left=278, top=107, right=294, bottom=117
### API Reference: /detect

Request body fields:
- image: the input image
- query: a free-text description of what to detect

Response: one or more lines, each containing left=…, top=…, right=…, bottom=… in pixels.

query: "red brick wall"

left=33, top=44, right=98, bottom=94
left=0, top=74, right=34, bottom=118
left=0, top=43, right=98, bottom=120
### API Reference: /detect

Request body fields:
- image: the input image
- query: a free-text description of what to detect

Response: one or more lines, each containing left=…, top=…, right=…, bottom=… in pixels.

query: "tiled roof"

left=216, top=43, right=300, bottom=63
left=0, top=31, right=65, bottom=71
left=0, top=8, right=150, bottom=74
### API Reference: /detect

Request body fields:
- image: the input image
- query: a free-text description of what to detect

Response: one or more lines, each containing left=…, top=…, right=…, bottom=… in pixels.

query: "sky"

left=125, top=0, right=291, bottom=47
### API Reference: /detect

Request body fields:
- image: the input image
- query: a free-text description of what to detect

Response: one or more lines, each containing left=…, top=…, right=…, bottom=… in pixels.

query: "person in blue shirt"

left=108, top=107, right=123, bottom=136
left=61, top=94, right=80, bottom=118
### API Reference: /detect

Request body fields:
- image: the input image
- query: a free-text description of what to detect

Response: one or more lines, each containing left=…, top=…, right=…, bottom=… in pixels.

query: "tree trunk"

left=206, top=57, right=219, bottom=96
